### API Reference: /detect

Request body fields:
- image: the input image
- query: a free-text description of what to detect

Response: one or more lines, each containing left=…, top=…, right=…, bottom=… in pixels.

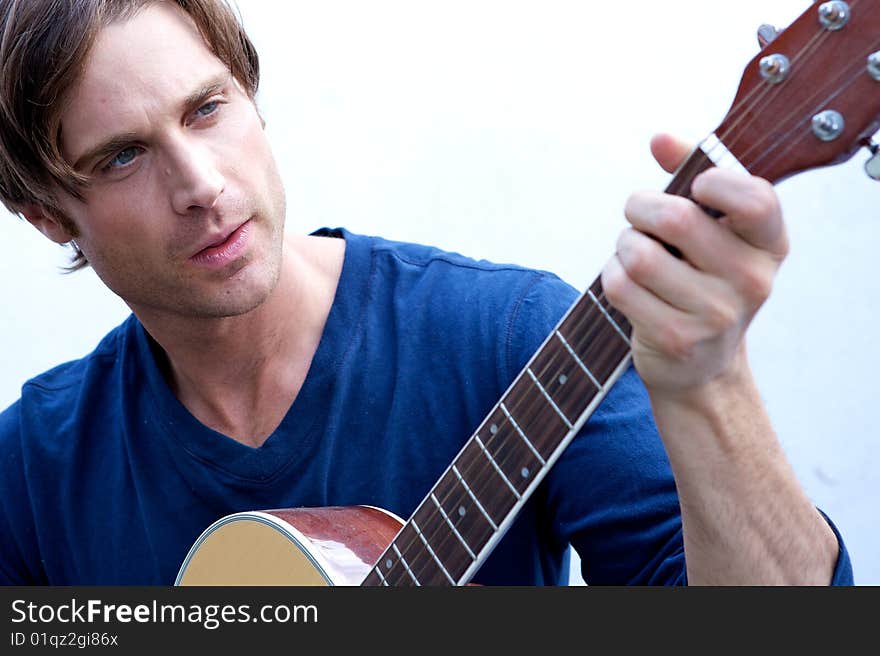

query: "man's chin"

left=198, top=292, right=270, bottom=319
left=126, top=269, right=280, bottom=322
left=188, top=276, right=279, bottom=319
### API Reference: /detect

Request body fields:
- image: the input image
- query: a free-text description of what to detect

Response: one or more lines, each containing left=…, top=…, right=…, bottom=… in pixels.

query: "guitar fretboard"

left=360, top=146, right=718, bottom=586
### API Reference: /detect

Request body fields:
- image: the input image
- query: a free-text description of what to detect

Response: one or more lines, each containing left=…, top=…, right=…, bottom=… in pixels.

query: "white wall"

left=0, top=0, right=876, bottom=584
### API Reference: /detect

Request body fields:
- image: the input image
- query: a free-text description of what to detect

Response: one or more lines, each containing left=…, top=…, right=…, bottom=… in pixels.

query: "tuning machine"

left=865, top=139, right=880, bottom=181
left=757, top=24, right=779, bottom=48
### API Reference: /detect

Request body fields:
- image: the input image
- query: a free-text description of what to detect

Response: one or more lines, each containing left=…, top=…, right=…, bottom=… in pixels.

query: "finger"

left=691, top=167, right=788, bottom=256
left=601, top=252, right=691, bottom=333
left=650, top=133, right=694, bottom=174
left=623, top=190, right=761, bottom=275
left=615, top=228, right=729, bottom=316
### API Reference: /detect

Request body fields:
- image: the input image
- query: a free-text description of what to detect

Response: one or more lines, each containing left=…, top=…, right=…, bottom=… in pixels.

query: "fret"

left=587, top=278, right=634, bottom=333
left=373, top=566, right=390, bottom=587
left=428, top=471, right=495, bottom=565
left=499, top=402, right=546, bottom=466
left=375, top=536, right=425, bottom=587
left=397, top=490, right=475, bottom=584
left=469, top=407, right=547, bottom=498
left=499, top=376, right=571, bottom=463
left=555, top=330, right=602, bottom=389
left=529, top=336, right=601, bottom=426
left=568, top=280, right=623, bottom=359
left=411, top=518, right=456, bottom=585
left=452, top=464, right=498, bottom=531
left=431, top=492, right=477, bottom=561
left=391, top=542, right=420, bottom=586
left=526, top=367, right=574, bottom=429
left=378, top=553, right=401, bottom=585
left=388, top=521, right=455, bottom=586
left=665, top=145, right=719, bottom=201
left=587, top=289, right=631, bottom=347
left=474, top=433, right=522, bottom=499
left=559, top=285, right=631, bottom=385
left=455, top=434, right=524, bottom=519
left=605, top=304, right=632, bottom=342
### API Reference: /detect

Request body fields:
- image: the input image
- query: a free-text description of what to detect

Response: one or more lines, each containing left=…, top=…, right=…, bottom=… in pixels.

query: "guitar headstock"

left=716, top=0, right=880, bottom=183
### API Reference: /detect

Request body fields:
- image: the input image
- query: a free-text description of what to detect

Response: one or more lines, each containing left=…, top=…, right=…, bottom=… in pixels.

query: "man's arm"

left=0, top=400, right=43, bottom=585
left=601, top=133, right=840, bottom=585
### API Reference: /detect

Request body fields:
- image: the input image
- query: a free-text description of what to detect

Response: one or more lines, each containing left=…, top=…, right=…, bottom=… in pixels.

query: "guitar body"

left=175, top=506, right=404, bottom=585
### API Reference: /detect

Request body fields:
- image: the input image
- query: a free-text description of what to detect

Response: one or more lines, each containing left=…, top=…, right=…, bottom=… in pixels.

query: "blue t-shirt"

left=0, top=228, right=853, bottom=585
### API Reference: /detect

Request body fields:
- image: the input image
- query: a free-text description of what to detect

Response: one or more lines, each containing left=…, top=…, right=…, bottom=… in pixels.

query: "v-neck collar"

left=134, top=227, right=372, bottom=482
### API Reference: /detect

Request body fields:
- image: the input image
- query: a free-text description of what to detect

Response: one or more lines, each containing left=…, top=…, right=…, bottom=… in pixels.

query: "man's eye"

left=195, top=101, right=219, bottom=118
left=104, top=146, right=141, bottom=170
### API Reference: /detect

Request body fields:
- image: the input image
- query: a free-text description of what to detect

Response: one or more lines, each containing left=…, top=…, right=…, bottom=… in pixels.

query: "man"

left=0, top=0, right=851, bottom=585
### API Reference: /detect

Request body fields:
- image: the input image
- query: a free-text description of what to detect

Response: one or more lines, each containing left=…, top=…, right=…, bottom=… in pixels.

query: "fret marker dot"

left=521, top=467, right=530, bottom=478
left=559, top=374, right=568, bottom=385
left=458, top=506, right=466, bottom=517
left=490, top=424, right=498, bottom=434
left=385, top=559, right=393, bottom=569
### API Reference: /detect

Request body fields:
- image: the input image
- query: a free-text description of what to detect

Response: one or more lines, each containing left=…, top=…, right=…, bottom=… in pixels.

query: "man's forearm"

left=648, top=350, right=838, bottom=585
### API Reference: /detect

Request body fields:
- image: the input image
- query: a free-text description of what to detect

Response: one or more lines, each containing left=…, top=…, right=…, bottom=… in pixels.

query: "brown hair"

left=0, top=0, right=260, bottom=270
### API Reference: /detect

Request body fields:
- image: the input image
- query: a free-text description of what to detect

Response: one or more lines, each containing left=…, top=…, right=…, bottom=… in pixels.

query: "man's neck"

left=135, top=232, right=346, bottom=447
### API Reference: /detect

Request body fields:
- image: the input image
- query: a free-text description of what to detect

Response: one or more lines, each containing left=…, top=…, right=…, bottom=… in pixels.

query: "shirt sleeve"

left=0, top=400, right=45, bottom=585
left=544, top=364, right=687, bottom=584
left=821, top=509, right=854, bottom=585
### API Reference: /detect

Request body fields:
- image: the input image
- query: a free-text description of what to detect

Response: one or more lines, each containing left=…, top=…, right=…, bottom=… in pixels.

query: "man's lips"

left=188, top=219, right=252, bottom=267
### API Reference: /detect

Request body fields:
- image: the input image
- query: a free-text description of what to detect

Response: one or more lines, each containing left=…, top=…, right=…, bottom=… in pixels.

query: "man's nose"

left=166, top=139, right=225, bottom=214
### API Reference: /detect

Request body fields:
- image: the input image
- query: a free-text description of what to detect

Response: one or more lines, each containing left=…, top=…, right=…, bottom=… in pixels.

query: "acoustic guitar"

left=176, top=1, right=880, bottom=586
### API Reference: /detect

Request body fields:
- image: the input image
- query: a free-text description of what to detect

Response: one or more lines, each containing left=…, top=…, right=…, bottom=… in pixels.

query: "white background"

left=0, top=0, right=876, bottom=584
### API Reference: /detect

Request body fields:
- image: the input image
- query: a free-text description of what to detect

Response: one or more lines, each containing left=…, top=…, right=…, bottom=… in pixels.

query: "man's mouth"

left=189, top=219, right=252, bottom=267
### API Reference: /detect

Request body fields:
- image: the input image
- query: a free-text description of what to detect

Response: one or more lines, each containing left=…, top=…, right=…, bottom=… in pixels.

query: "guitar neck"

left=360, top=146, right=721, bottom=587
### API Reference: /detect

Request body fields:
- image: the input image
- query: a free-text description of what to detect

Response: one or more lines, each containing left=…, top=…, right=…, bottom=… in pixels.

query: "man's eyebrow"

left=182, top=72, right=231, bottom=110
left=71, top=73, right=233, bottom=171
left=73, top=132, right=140, bottom=171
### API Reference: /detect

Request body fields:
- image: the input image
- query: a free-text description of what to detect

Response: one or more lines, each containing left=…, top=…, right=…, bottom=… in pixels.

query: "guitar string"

left=702, top=18, right=833, bottom=171
left=369, top=7, right=869, bottom=585
left=729, top=0, right=873, bottom=173
left=705, top=0, right=870, bottom=170
left=744, top=35, right=880, bottom=180
left=711, top=0, right=876, bottom=179
left=729, top=47, right=876, bottom=176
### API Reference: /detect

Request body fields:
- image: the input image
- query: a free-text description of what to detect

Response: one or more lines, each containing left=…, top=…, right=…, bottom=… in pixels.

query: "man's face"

left=57, top=2, right=286, bottom=320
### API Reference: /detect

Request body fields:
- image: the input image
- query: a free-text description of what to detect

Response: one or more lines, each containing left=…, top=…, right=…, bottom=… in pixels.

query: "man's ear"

left=20, top=204, right=76, bottom=245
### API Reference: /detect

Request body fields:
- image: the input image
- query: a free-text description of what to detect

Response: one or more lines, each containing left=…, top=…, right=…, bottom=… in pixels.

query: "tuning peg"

left=866, top=140, right=880, bottom=181
left=757, top=24, right=779, bottom=48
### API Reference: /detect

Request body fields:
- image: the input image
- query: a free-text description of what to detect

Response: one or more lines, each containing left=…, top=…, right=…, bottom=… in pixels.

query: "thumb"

left=649, top=133, right=694, bottom=174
